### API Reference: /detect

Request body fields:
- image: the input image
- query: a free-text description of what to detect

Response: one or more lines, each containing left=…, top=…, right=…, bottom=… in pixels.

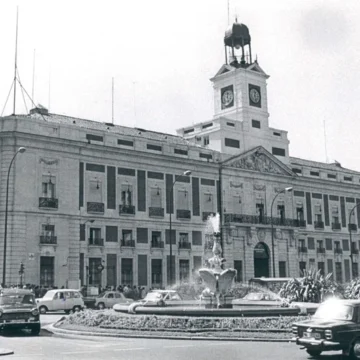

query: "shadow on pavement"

left=0, top=328, right=53, bottom=338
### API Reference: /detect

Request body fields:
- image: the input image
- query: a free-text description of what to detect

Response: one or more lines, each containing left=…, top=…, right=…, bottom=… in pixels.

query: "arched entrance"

left=254, top=242, right=270, bottom=277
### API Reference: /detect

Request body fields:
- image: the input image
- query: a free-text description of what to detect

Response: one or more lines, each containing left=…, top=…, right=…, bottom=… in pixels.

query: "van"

left=36, top=289, right=84, bottom=314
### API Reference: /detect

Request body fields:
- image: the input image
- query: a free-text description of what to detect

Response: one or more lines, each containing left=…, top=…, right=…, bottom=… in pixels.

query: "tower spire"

left=12, top=7, right=19, bottom=115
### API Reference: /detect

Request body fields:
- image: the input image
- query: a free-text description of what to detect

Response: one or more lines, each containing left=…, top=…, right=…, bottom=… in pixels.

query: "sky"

left=1, top=0, right=360, bottom=170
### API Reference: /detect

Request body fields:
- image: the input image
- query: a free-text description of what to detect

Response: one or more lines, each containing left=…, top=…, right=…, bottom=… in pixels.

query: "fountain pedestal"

left=202, top=295, right=234, bottom=309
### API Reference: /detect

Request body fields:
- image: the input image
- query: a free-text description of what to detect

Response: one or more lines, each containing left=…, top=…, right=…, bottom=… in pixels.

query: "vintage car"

left=232, top=292, right=282, bottom=307
left=95, top=291, right=133, bottom=309
left=36, top=289, right=85, bottom=314
left=292, top=299, right=360, bottom=358
left=0, top=288, right=40, bottom=335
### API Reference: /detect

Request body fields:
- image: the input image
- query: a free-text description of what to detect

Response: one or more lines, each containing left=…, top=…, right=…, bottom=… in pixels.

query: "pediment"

left=212, top=64, right=234, bottom=78
left=223, top=146, right=295, bottom=176
left=247, top=62, right=269, bottom=78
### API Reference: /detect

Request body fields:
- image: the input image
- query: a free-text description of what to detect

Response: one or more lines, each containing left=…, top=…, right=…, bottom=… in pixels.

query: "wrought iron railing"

left=298, top=246, right=308, bottom=253
left=178, top=242, right=191, bottom=249
left=119, top=205, right=135, bottom=215
left=88, top=238, right=104, bottom=246
left=334, top=248, right=343, bottom=255
left=87, top=202, right=104, bottom=213
left=121, top=239, right=135, bottom=247
left=314, top=221, right=324, bottom=229
left=224, top=213, right=298, bottom=227
left=39, top=235, right=57, bottom=244
left=151, top=240, right=164, bottom=249
left=176, top=209, right=191, bottom=219
left=39, top=197, right=58, bottom=209
left=149, top=207, right=164, bottom=217
left=316, top=248, right=326, bottom=254
left=332, top=222, right=341, bottom=230
left=349, top=223, right=358, bottom=232
left=294, top=219, right=306, bottom=228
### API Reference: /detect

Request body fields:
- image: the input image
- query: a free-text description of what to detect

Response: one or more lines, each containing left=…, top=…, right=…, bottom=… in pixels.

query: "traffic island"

left=0, top=348, right=14, bottom=356
left=49, top=309, right=310, bottom=341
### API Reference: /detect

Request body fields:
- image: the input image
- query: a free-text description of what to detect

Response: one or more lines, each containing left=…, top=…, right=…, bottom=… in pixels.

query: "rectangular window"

left=252, top=119, right=261, bottom=129
left=137, top=228, right=148, bottom=244
left=226, top=122, right=235, bottom=127
left=279, top=261, right=286, bottom=277
left=192, top=231, right=202, bottom=246
left=273, top=132, right=281, bottom=136
left=151, top=231, right=161, bottom=246
left=120, top=185, right=133, bottom=206
left=234, top=260, right=243, bottom=282
left=122, top=230, right=133, bottom=242
left=318, top=262, right=325, bottom=275
left=184, top=128, right=194, bottom=134
left=89, top=258, right=102, bottom=286
left=118, top=168, right=136, bottom=176
left=335, top=262, right=342, bottom=283
left=117, top=139, right=134, bottom=147
left=151, top=259, right=162, bottom=288
left=327, top=259, right=333, bottom=275
left=147, top=144, right=162, bottom=151
left=174, top=148, right=188, bottom=156
left=179, top=260, right=190, bottom=282
left=299, top=261, right=306, bottom=275
left=292, top=168, right=302, bottom=174
left=40, top=256, right=54, bottom=287
left=310, top=171, right=319, bottom=176
left=327, top=174, right=336, bottom=179
left=177, top=189, right=189, bottom=210
left=353, top=263, right=359, bottom=279
left=88, top=180, right=102, bottom=203
left=121, top=258, right=133, bottom=285
left=42, top=175, right=56, bottom=198
left=344, top=259, right=351, bottom=282
left=148, top=171, right=164, bottom=180
left=309, top=258, right=316, bottom=270
left=199, top=153, right=212, bottom=160
left=86, top=134, right=103, bottom=142
left=150, top=187, right=162, bottom=208
left=325, top=238, right=332, bottom=250
left=106, top=226, right=118, bottom=242
left=224, top=138, right=240, bottom=148
left=203, top=136, right=210, bottom=146
left=202, top=123, right=213, bottom=129
left=342, top=239, right=350, bottom=251
left=203, top=193, right=214, bottom=212
left=272, top=147, right=285, bottom=156
left=307, top=237, right=315, bottom=250
left=344, top=176, right=353, bottom=182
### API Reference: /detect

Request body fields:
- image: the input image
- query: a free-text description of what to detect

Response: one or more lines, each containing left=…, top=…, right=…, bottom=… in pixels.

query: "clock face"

left=222, top=90, right=234, bottom=106
left=249, top=88, right=260, bottom=103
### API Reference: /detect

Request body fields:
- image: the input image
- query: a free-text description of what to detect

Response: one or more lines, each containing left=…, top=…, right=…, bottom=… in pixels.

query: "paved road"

left=0, top=332, right=345, bottom=360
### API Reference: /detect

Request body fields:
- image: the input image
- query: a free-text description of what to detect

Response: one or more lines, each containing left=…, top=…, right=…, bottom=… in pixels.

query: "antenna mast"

left=12, top=7, right=19, bottom=115
left=112, top=77, right=114, bottom=124
left=32, top=49, right=36, bottom=102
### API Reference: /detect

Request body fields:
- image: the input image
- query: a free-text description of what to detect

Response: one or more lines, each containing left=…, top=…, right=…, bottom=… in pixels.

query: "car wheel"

left=97, top=302, right=105, bottom=310
left=351, top=339, right=360, bottom=359
left=30, top=324, right=41, bottom=336
left=306, top=349, right=322, bottom=357
left=39, top=306, right=47, bottom=314
left=73, top=306, right=81, bottom=312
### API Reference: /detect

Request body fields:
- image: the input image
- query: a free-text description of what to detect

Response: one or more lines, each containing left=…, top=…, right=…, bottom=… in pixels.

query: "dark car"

left=292, top=299, right=360, bottom=358
left=0, top=288, right=40, bottom=335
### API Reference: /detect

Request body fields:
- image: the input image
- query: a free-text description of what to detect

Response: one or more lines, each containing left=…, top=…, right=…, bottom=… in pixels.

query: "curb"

left=45, top=324, right=292, bottom=343
left=0, top=349, right=14, bottom=356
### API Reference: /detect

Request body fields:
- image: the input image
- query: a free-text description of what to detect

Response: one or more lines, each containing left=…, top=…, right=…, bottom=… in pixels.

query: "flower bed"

left=57, top=309, right=309, bottom=333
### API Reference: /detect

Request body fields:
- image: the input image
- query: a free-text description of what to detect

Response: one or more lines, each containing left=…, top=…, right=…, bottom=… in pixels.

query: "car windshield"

left=243, top=293, right=264, bottom=300
left=0, top=294, right=35, bottom=305
left=97, top=292, right=107, bottom=298
left=144, top=292, right=164, bottom=301
left=314, top=301, right=354, bottom=321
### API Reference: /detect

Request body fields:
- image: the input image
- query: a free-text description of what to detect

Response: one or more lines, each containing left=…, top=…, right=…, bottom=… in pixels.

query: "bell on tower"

left=224, top=20, right=252, bottom=68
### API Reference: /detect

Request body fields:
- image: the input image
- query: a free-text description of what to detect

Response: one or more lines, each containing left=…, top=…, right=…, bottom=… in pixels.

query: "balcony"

left=294, top=219, right=306, bottom=228
left=178, top=241, right=191, bottom=250
left=316, top=247, right=326, bottom=254
left=39, top=197, right=58, bottom=209
left=119, top=204, right=135, bottom=215
left=149, top=207, right=164, bottom=217
left=203, top=212, right=216, bottom=221
left=176, top=209, right=191, bottom=219
left=314, top=221, right=324, bottom=230
left=332, top=222, right=341, bottom=231
left=87, top=202, right=104, bottom=214
left=298, top=246, right=308, bottom=254
left=334, top=248, right=343, bottom=255
left=224, top=213, right=298, bottom=227
left=151, top=240, right=164, bottom=249
left=352, top=249, right=359, bottom=255
left=349, top=223, right=358, bottom=232
left=88, top=238, right=104, bottom=246
left=39, top=235, right=57, bottom=245
left=121, top=239, right=135, bottom=248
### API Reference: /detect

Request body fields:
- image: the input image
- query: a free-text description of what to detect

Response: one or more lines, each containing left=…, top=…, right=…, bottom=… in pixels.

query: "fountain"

left=198, top=214, right=237, bottom=308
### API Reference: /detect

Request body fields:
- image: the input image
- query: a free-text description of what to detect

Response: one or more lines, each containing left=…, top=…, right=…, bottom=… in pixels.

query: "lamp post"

left=2, top=146, right=26, bottom=287
left=169, top=170, right=191, bottom=286
left=349, top=203, right=360, bottom=280
left=270, top=186, right=293, bottom=278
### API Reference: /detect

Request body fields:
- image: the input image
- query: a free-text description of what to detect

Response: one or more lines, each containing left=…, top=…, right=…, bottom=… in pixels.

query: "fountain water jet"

left=199, top=214, right=237, bottom=308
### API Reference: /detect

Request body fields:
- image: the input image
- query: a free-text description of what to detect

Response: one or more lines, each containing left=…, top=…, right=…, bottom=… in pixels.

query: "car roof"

left=46, top=289, right=80, bottom=293
left=0, top=289, right=34, bottom=295
left=150, top=290, right=177, bottom=293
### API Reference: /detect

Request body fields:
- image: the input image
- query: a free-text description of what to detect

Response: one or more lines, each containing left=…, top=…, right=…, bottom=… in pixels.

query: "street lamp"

left=349, top=203, right=360, bottom=280
left=169, top=170, right=191, bottom=286
left=2, top=146, right=26, bottom=287
left=270, top=186, right=293, bottom=278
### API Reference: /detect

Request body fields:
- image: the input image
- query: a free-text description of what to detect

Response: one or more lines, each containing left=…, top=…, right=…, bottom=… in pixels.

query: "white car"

left=95, top=291, right=133, bottom=309
left=36, top=289, right=85, bottom=314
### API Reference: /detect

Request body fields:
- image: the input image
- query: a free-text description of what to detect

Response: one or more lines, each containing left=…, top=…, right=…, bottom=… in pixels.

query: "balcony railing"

left=178, top=241, right=191, bottom=250
left=224, top=213, right=298, bottom=227
left=88, top=238, right=104, bottom=246
left=314, top=221, right=324, bottom=229
left=39, top=197, right=58, bottom=209
left=39, top=235, right=57, bottom=245
left=149, top=207, right=164, bottom=217
left=87, top=202, right=104, bottom=213
left=316, top=247, right=326, bottom=254
left=119, top=204, right=135, bottom=215
left=121, top=239, right=135, bottom=248
left=349, top=223, right=358, bottom=232
left=294, top=219, right=306, bottom=228
left=332, top=222, right=341, bottom=230
left=334, top=248, right=343, bottom=255
left=176, top=209, right=191, bottom=219
left=298, top=246, right=308, bottom=253
left=352, top=249, right=359, bottom=255
left=151, top=240, right=164, bottom=249
left=202, top=212, right=216, bottom=221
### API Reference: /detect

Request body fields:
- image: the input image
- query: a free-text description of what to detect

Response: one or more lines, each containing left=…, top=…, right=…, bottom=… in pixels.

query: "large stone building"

left=1, top=22, right=360, bottom=288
